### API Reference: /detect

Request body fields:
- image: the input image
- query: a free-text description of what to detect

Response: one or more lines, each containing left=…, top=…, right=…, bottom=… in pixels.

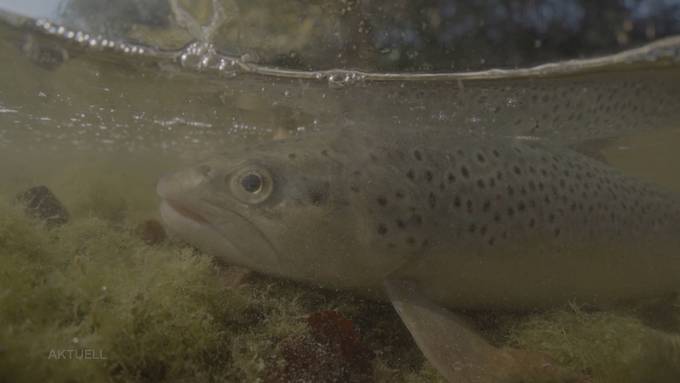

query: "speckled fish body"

left=158, top=132, right=680, bottom=310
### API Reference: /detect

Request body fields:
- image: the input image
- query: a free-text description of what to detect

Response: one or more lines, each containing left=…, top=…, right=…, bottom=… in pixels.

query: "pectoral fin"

left=384, top=279, right=579, bottom=383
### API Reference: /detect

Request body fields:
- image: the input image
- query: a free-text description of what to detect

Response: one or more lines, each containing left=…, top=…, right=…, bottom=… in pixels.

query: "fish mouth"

left=159, top=199, right=279, bottom=270
left=164, top=199, right=210, bottom=224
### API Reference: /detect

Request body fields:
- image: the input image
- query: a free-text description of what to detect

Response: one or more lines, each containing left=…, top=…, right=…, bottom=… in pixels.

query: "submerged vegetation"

left=0, top=190, right=431, bottom=382
left=0, top=163, right=679, bottom=382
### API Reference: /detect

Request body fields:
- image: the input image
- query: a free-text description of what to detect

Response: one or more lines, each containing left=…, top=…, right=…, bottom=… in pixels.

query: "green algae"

left=1, top=194, right=679, bottom=382
left=0, top=200, right=237, bottom=382
left=508, top=306, right=680, bottom=383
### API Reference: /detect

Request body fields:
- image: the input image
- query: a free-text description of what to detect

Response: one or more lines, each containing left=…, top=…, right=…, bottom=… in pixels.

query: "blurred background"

left=2, top=0, right=680, bottom=72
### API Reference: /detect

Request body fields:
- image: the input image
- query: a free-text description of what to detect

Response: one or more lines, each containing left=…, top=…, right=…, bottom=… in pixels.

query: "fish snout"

left=156, top=165, right=211, bottom=200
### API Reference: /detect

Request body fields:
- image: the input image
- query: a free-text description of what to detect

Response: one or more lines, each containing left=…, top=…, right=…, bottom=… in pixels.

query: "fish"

left=157, top=131, right=680, bottom=382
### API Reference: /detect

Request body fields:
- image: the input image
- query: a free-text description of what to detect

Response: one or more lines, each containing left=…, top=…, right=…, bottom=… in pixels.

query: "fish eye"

left=229, top=166, right=273, bottom=204
left=240, top=173, right=263, bottom=193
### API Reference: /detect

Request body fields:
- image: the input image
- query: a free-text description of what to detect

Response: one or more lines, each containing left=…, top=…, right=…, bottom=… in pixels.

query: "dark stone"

left=20, top=34, right=69, bottom=71
left=16, top=185, right=69, bottom=227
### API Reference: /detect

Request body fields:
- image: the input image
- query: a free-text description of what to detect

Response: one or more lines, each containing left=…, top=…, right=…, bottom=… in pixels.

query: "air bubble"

left=326, top=70, right=366, bottom=88
left=200, top=55, right=211, bottom=68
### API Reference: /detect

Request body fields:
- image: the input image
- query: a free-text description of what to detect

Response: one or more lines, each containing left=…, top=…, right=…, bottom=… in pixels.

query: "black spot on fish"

left=483, top=200, right=491, bottom=212
left=377, top=196, right=387, bottom=207
left=413, top=150, right=423, bottom=161
left=288, top=153, right=297, bottom=160
left=407, top=169, right=415, bottom=181
left=425, top=171, right=433, bottom=183
left=428, top=193, right=436, bottom=208
left=309, top=189, right=327, bottom=206
left=461, top=166, right=470, bottom=179
left=377, top=224, right=387, bottom=235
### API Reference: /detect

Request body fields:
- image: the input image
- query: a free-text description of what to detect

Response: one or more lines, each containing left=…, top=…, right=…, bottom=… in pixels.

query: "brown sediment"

left=265, top=310, right=374, bottom=383
left=135, top=219, right=167, bottom=245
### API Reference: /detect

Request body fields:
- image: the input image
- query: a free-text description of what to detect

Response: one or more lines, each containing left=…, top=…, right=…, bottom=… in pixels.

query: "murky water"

left=1, top=2, right=680, bottom=383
